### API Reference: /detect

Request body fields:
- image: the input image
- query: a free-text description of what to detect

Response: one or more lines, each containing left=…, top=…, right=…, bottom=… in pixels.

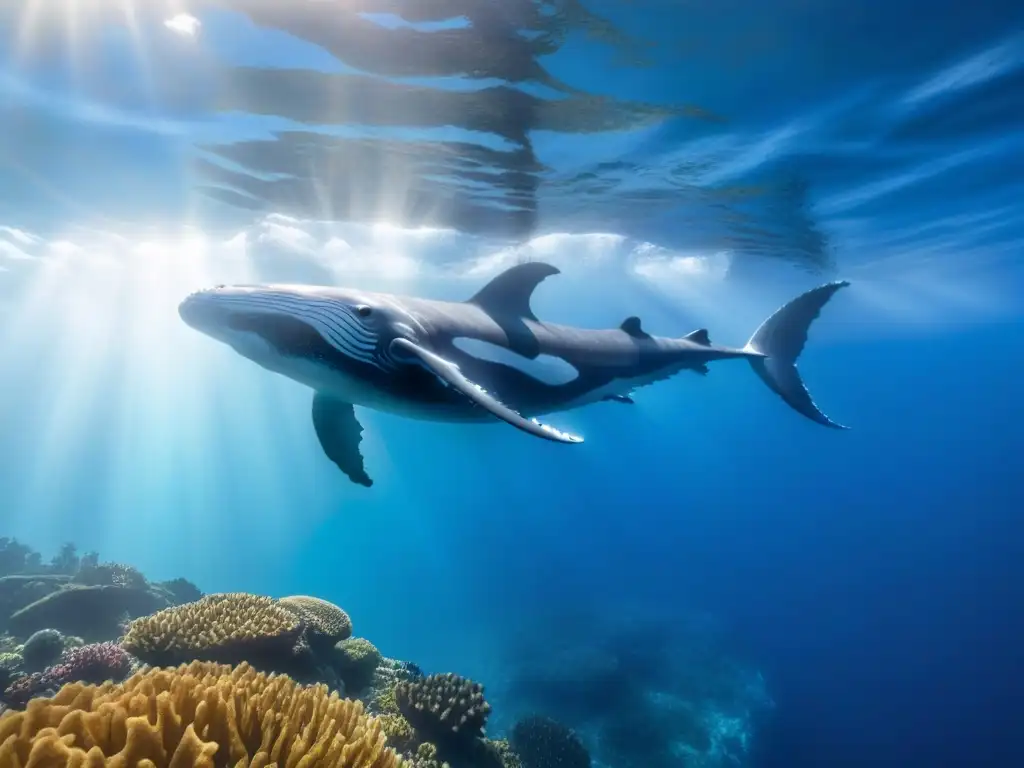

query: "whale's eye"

left=355, top=305, right=372, bottom=318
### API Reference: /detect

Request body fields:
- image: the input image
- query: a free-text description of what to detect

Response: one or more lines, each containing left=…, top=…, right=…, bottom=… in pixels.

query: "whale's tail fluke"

left=743, top=281, right=850, bottom=429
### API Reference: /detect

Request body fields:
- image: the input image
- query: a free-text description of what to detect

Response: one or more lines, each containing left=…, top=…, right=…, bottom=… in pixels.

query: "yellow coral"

left=280, top=596, right=353, bottom=641
left=0, top=652, right=20, bottom=669
left=121, top=593, right=303, bottom=659
left=0, top=660, right=405, bottom=767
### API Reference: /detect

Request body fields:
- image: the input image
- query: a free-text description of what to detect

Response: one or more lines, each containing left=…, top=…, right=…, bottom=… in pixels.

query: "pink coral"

left=46, top=641, right=133, bottom=685
left=2, top=673, right=54, bottom=708
left=1, top=642, right=133, bottom=709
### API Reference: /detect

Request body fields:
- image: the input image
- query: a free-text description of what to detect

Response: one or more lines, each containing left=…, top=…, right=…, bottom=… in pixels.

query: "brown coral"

left=280, top=596, right=353, bottom=642
left=121, top=593, right=305, bottom=665
left=395, top=673, right=491, bottom=743
left=0, top=660, right=405, bottom=767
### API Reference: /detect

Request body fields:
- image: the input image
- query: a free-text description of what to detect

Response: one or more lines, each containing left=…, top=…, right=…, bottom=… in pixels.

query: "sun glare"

left=13, top=0, right=189, bottom=76
left=164, top=12, right=199, bottom=37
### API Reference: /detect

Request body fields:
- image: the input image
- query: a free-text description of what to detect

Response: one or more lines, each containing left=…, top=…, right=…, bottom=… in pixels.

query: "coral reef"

left=280, top=595, right=354, bottom=644
left=155, top=576, right=204, bottom=605
left=0, top=538, right=768, bottom=768
left=71, top=560, right=147, bottom=589
left=335, top=637, right=384, bottom=693
left=510, top=716, right=590, bottom=768
left=0, top=539, right=42, bottom=578
left=19, top=629, right=64, bottom=673
left=121, top=592, right=308, bottom=667
left=0, top=660, right=405, bottom=767
left=0, top=542, right=200, bottom=642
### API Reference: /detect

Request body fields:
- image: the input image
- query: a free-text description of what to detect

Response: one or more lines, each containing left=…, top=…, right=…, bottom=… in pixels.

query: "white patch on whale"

left=452, top=337, right=579, bottom=386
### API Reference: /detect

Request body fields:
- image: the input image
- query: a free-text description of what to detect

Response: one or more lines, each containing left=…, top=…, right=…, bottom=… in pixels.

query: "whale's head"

left=179, top=283, right=418, bottom=379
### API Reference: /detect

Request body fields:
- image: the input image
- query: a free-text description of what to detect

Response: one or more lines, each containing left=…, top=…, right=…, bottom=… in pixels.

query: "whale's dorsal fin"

left=468, top=261, right=560, bottom=320
left=620, top=316, right=649, bottom=338
left=684, top=328, right=711, bottom=345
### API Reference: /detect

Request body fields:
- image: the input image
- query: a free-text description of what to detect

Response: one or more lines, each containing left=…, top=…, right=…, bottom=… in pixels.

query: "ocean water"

left=1, top=2, right=1023, bottom=767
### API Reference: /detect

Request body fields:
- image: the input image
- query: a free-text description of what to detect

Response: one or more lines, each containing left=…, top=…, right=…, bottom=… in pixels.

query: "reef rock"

left=0, top=575, right=68, bottom=632
left=7, top=584, right=168, bottom=641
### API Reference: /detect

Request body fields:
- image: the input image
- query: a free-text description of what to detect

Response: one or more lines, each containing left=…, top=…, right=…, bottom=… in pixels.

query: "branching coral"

left=280, top=596, right=353, bottom=643
left=395, top=673, right=491, bottom=743
left=367, top=659, right=423, bottom=718
left=0, top=660, right=405, bottom=767
left=121, top=592, right=306, bottom=666
left=407, top=742, right=447, bottom=768
left=511, top=716, right=591, bottom=768
left=1, top=673, right=56, bottom=710
left=47, top=642, right=134, bottom=686
left=2, top=642, right=135, bottom=708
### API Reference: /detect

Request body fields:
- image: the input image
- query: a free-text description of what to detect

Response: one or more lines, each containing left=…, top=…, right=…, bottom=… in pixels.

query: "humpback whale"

left=179, top=262, right=849, bottom=486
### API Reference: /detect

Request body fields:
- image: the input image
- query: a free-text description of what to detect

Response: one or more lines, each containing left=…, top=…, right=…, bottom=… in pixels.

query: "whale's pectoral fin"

left=390, top=338, right=583, bottom=445
left=602, top=394, right=634, bottom=404
left=311, top=392, right=373, bottom=487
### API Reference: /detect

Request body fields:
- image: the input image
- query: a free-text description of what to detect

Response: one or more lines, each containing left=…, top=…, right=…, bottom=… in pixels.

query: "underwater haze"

left=1, top=1, right=1023, bottom=767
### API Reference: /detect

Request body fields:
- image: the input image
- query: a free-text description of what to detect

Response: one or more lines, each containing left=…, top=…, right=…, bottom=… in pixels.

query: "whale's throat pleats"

left=228, top=312, right=330, bottom=357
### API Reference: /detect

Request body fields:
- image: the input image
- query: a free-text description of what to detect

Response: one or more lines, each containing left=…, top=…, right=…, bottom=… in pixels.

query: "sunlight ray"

left=8, top=0, right=180, bottom=107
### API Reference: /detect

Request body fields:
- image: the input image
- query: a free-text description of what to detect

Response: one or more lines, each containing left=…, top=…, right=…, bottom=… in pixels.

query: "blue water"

left=2, top=1, right=1023, bottom=766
